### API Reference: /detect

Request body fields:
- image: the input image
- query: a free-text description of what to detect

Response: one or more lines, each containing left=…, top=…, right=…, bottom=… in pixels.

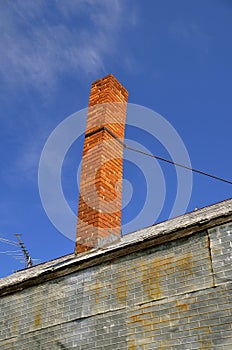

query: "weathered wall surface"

left=0, top=222, right=232, bottom=349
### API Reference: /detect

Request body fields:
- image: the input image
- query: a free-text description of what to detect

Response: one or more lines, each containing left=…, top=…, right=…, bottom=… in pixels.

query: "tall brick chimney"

left=76, top=74, right=128, bottom=253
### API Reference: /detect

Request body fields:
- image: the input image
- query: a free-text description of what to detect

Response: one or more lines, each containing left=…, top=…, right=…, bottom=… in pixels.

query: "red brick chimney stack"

left=76, top=74, right=128, bottom=253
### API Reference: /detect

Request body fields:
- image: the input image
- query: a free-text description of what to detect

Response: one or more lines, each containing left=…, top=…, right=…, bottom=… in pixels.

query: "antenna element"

left=15, top=234, right=33, bottom=268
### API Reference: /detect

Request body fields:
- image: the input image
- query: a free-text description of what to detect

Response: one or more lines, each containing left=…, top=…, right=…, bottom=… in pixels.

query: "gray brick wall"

left=0, top=224, right=232, bottom=349
left=209, top=222, right=232, bottom=285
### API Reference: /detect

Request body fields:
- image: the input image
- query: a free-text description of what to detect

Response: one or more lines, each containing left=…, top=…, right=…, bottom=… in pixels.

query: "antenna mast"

left=15, top=234, right=33, bottom=268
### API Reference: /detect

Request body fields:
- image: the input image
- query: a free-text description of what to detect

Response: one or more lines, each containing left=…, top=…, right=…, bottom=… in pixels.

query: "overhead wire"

left=86, top=126, right=232, bottom=185
left=123, top=143, right=232, bottom=186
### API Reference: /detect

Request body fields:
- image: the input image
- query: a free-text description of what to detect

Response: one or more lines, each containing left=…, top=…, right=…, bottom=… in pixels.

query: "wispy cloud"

left=0, top=0, right=137, bottom=184
left=0, top=0, right=125, bottom=91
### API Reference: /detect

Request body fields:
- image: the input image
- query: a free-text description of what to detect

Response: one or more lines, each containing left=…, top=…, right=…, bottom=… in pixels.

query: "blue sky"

left=0, top=0, right=232, bottom=277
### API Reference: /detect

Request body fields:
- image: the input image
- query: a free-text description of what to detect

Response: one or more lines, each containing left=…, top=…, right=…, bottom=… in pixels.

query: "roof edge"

left=1, top=198, right=232, bottom=296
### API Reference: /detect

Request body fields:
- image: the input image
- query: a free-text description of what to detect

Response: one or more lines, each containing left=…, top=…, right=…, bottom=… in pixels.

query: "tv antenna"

left=0, top=235, right=40, bottom=272
left=15, top=234, right=33, bottom=268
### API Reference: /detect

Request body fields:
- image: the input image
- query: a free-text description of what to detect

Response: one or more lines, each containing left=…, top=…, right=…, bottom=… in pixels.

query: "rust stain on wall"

left=174, top=252, right=193, bottom=277
left=35, top=309, right=41, bottom=327
left=128, top=340, right=136, bottom=350
left=176, top=300, right=189, bottom=311
left=84, top=273, right=104, bottom=306
left=142, top=258, right=162, bottom=300
left=192, top=326, right=212, bottom=349
left=129, top=315, right=139, bottom=323
left=12, top=319, right=18, bottom=333
left=142, top=251, right=194, bottom=302
left=117, top=269, right=128, bottom=304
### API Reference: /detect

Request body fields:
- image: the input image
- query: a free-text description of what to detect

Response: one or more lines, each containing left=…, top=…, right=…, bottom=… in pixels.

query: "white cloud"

left=0, top=0, right=137, bottom=183
left=0, top=0, right=125, bottom=91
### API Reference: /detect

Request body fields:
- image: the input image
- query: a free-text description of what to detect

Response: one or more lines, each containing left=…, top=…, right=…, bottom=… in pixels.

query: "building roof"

left=1, top=197, right=232, bottom=296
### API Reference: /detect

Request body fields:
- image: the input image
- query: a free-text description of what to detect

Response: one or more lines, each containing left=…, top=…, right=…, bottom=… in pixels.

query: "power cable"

left=96, top=126, right=232, bottom=186
left=124, top=144, right=232, bottom=186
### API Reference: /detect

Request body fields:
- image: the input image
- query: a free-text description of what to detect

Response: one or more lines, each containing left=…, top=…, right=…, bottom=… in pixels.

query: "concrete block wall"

left=208, top=222, right=232, bottom=285
left=0, top=222, right=232, bottom=349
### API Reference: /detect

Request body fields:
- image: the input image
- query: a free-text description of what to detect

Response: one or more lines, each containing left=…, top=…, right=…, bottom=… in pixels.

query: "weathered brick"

left=76, top=74, right=128, bottom=253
